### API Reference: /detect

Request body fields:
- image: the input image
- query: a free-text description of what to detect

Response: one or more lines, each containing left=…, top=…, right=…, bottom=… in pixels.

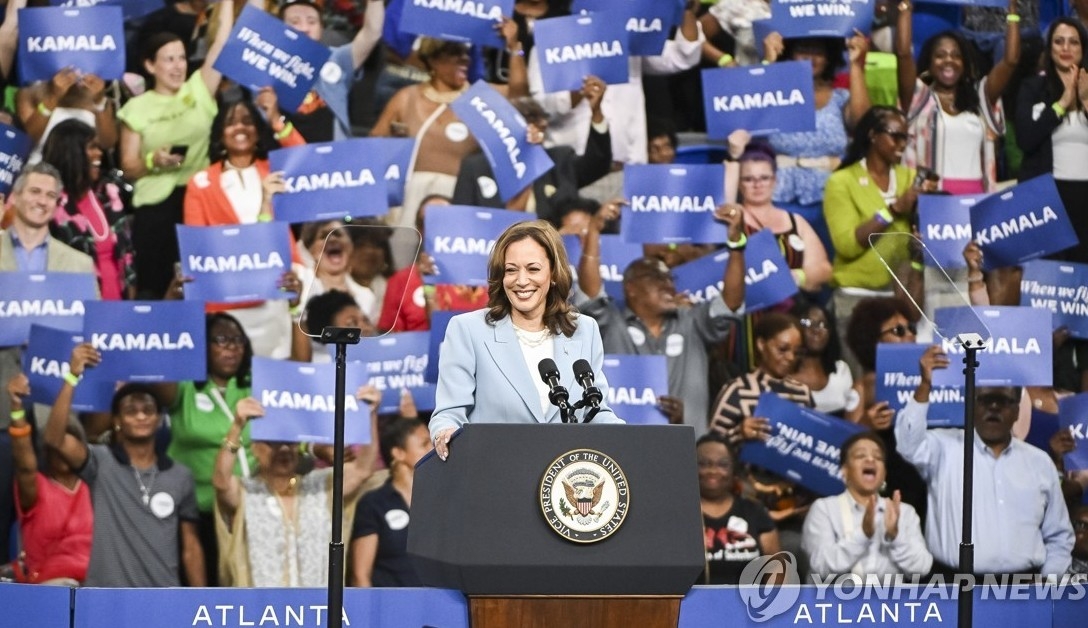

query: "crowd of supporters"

left=0, top=0, right=1087, bottom=589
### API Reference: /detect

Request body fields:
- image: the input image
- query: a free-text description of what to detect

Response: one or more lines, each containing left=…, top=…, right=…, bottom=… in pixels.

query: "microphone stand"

left=321, top=326, right=361, bottom=628
left=956, top=333, right=984, bottom=628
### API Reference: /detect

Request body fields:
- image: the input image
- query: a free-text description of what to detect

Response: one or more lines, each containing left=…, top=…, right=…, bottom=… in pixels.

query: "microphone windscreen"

left=572, top=359, right=593, bottom=380
left=537, top=358, right=560, bottom=382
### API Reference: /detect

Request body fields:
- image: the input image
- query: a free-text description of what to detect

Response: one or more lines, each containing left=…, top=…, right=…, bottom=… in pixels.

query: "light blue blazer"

left=429, top=309, right=623, bottom=438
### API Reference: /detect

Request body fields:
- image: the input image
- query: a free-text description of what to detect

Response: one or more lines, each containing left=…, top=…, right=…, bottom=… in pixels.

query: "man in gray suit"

left=0, top=161, right=95, bottom=563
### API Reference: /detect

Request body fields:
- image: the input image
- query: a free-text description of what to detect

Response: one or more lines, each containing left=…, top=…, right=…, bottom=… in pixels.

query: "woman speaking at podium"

left=429, top=220, right=623, bottom=460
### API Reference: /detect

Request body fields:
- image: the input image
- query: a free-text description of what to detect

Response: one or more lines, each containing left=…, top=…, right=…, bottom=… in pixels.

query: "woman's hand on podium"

left=434, top=428, right=455, bottom=461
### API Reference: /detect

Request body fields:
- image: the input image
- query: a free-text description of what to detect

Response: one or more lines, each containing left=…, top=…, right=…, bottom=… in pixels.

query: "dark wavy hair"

left=208, top=97, right=278, bottom=164
left=40, top=119, right=97, bottom=211
left=845, top=297, right=914, bottom=372
left=141, top=32, right=185, bottom=87
left=486, top=220, right=576, bottom=337
left=839, top=105, right=906, bottom=170
left=784, top=36, right=846, bottom=83
left=304, top=289, right=360, bottom=337
left=198, top=312, right=253, bottom=390
left=789, top=297, right=842, bottom=375
left=378, top=417, right=427, bottom=468
left=1042, top=18, right=1088, bottom=113
left=917, top=30, right=982, bottom=116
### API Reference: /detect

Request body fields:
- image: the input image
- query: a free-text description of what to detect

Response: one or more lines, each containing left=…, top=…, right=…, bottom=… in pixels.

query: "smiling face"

left=310, top=221, right=354, bottom=275
left=221, top=103, right=259, bottom=159
left=975, top=386, right=1019, bottom=447
left=647, top=135, right=676, bottom=165
left=283, top=3, right=323, bottom=41
left=1051, top=24, right=1084, bottom=73
left=800, top=306, right=831, bottom=354
left=697, top=440, right=735, bottom=500
left=757, top=326, right=803, bottom=379
left=928, top=36, right=965, bottom=88
left=145, top=39, right=187, bottom=94
left=842, top=437, right=886, bottom=498
left=13, top=172, right=61, bottom=231
left=871, top=113, right=909, bottom=165
left=502, top=237, right=553, bottom=328
left=86, top=136, right=103, bottom=183
left=739, top=159, right=776, bottom=205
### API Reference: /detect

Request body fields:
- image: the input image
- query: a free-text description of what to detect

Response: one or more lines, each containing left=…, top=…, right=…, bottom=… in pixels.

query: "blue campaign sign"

left=449, top=81, right=555, bottom=203
left=424, top=205, right=527, bottom=286
left=571, top=0, right=677, bottom=55
left=601, top=354, right=668, bottom=424
left=23, top=325, right=114, bottom=412
left=251, top=356, right=372, bottom=444
left=214, top=6, right=331, bottom=112
left=918, top=193, right=987, bottom=269
left=874, top=343, right=965, bottom=428
left=369, top=137, right=415, bottom=207
left=0, top=272, right=98, bottom=346
left=426, top=309, right=461, bottom=382
left=1024, top=408, right=1059, bottom=452
left=1020, top=260, right=1088, bottom=340
left=0, top=123, right=30, bottom=196
left=597, top=235, right=643, bottom=309
left=671, top=231, right=797, bottom=312
left=933, top=306, right=1053, bottom=387
left=18, top=7, right=126, bottom=83
left=622, top=164, right=727, bottom=244
left=50, top=0, right=164, bottom=21
left=0, top=583, right=71, bottom=628
left=739, top=392, right=864, bottom=496
left=269, top=139, right=389, bottom=223
left=177, top=223, right=293, bottom=304
left=1058, top=393, right=1088, bottom=472
left=341, top=332, right=436, bottom=414
left=72, top=585, right=470, bottom=628
left=400, top=0, right=513, bottom=46
left=702, top=61, right=816, bottom=138
left=81, top=301, right=207, bottom=383
left=533, top=12, right=630, bottom=94
left=766, top=0, right=873, bottom=38
left=972, top=174, right=1077, bottom=270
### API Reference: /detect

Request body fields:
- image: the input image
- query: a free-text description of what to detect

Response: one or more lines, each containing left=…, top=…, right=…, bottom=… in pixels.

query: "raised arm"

left=893, top=344, right=948, bottom=475
left=352, top=0, right=385, bottom=70
left=492, top=17, right=527, bottom=99
left=343, top=385, right=380, bottom=496
left=7, top=373, right=39, bottom=513
left=575, top=206, right=608, bottom=299
left=895, top=2, right=917, bottom=111
left=43, top=344, right=99, bottom=471
left=200, top=0, right=235, bottom=95
left=982, top=0, right=1021, bottom=109
left=716, top=204, right=746, bottom=312
left=845, top=31, right=871, bottom=128
left=213, top=396, right=263, bottom=526
left=0, top=0, right=26, bottom=81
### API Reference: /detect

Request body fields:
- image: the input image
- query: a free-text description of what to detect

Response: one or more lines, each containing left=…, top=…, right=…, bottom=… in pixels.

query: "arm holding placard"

left=342, top=385, right=380, bottom=497
left=492, top=17, right=528, bottom=99
left=199, top=0, right=235, bottom=97
left=7, top=373, right=38, bottom=514
left=981, top=0, right=1021, bottom=110
left=0, top=0, right=25, bottom=82
left=893, top=344, right=950, bottom=480
left=845, top=31, right=871, bottom=128
left=213, top=396, right=263, bottom=527
left=43, top=343, right=101, bottom=473
left=894, top=2, right=916, bottom=111
left=350, top=0, right=385, bottom=70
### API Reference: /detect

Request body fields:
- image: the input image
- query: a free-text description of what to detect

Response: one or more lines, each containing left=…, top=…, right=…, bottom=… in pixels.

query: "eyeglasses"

left=1074, top=520, right=1088, bottom=532
left=211, top=335, right=245, bottom=348
left=799, top=318, right=828, bottom=330
left=697, top=458, right=732, bottom=470
left=740, top=175, right=774, bottom=184
left=977, top=393, right=1019, bottom=409
left=879, top=128, right=911, bottom=143
left=880, top=322, right=917, bottom=338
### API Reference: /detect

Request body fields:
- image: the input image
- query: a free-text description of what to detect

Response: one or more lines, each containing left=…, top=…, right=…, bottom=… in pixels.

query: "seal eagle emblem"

left=539, top=448, right=630, bottom=543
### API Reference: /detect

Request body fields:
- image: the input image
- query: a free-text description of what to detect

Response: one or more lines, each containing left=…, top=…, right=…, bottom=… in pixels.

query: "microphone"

left=537, top=358, right=573, bottom=422
left=572, top=359, right=603, bottom=421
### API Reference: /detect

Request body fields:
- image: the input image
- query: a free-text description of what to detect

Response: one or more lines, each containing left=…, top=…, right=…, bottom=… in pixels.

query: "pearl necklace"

left=422, top=83, right=467, bottom=105
left=513, top=324, right=551, bottom=348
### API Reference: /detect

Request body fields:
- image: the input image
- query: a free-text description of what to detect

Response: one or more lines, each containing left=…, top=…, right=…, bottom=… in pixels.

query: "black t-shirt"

left=286, top=91, right=336, bottom=143
left=351, top=479, right=422, bottom=587
left=702, top=497, right=776, bottom=585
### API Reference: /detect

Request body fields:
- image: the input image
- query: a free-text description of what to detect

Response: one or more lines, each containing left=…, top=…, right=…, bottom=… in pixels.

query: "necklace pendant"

left=142, top=494, right=150, bottom=506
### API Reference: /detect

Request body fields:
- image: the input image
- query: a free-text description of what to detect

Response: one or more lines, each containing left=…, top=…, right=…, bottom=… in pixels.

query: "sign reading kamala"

left=1058, top=394, right=1088, bottom=472
left=251, top=357, right=372, bottom=444
left=585, top=235, right=643, bottom=310
left=214, top=6, right=332, bottom=112
left=341, top=332, right=436, bottom=414
left=424, top=205, right=527, bottom=285
left=23, top=325, right=114, bottom=412
left=81, top=301, right=207, bottom=382
left=0, top=123, right=30, bottom=196
left=874, top=343, right=965, bottom=427
left=449, top=81, right=555, bottom=202
left=918, top=193, right=987, bottom=269
left=533, top=12, right=629, bottom=94
left=269, top=139, right=388, bottom=223
left=0, top=272, right=98, bottom=346
left=671, top=230, right=797, bottom=312
left=702, top=61, right=816, bottom=138
left=1020, top=260, right=1088, bottom=340
left=18, top=6, right=125, bottom=83
left=177, top=223, right=293, bottom=304
left=622, top=164, right=727, bottom=244
left=600, top=354, right=668, bottom=424
left=933, top=306, right=1053, bottom=387
left=740, top=392, right=864, bottom=496
left=49, top=0, right=165, bottom=21
left=766, top=0, right=873, bottom=38
left=971, top=174, right=1077, bottom=270
left=368, top=137, right=415, bottom=207
left=571, top=0, right=677, bottom=55
left=400, top=0, right=513, bottom=46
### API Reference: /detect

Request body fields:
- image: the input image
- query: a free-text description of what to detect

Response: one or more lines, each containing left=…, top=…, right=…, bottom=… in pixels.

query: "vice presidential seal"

left=539, top=449, right=629, bottom=543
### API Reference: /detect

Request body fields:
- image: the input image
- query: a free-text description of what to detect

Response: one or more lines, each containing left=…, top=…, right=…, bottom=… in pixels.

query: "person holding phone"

left=117, top=0, right=235, bottom=299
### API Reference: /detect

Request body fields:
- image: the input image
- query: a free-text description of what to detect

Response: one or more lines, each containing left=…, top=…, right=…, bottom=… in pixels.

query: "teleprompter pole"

left=957, top=335, right=984, bottom=628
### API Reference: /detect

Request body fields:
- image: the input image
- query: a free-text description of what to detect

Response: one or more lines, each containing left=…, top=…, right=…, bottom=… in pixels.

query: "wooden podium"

left=408, top=424, right=704, bottom=628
